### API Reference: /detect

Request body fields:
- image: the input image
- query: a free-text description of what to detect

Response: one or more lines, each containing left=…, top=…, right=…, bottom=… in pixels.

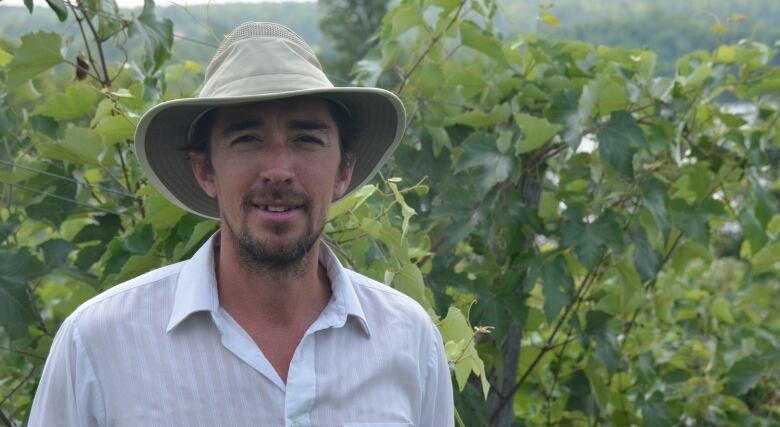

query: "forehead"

left=211, top=96, right=335, bottom=128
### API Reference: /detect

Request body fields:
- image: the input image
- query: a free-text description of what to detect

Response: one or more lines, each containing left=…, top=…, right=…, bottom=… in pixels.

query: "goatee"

left=227, top=185, right=323, bottom=278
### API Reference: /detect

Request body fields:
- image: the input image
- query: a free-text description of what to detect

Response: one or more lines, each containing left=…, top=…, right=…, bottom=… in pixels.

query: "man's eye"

left=232, top=135, right=260, bottom=144
left=295, top=135, right=324, bottom=145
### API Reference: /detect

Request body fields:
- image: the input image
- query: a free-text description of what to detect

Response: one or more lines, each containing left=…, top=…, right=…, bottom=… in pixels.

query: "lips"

left=254, top=204, right=295, bottom=212
left=250, top=200, right=304, bottom=211
left=244, top=187, right=309, bottom=221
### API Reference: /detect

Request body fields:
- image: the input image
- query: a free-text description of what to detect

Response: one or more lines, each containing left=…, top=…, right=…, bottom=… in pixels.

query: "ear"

left=190, top=152, right=217, bottom=198
left=332, top=152, right=356, bottom=200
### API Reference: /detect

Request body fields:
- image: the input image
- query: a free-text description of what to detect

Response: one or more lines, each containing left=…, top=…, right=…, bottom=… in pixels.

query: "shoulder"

left=344, top=268, right=436, bottom=334
left=64, top=262, right=184, bottom=335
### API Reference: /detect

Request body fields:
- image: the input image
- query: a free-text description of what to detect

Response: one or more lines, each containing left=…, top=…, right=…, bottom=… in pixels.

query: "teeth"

left=265, top=206, right=291, bottom=212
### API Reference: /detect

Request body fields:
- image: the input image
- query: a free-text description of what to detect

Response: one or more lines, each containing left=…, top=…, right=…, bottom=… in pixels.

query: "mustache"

left=242, top=185, right=311, bottom=208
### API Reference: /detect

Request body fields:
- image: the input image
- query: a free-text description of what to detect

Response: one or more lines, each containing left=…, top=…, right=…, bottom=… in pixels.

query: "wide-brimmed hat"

left=134, top=22, right=406, bottom=219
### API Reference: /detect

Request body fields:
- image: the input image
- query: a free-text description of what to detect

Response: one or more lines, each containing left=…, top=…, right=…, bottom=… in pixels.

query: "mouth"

left=255, top=204, right=301, bottom=213
left=248, top=201, right=306, bottom=222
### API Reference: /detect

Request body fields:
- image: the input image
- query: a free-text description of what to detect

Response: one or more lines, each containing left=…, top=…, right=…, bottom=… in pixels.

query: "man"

left=29, top=22, right=454, bottom=426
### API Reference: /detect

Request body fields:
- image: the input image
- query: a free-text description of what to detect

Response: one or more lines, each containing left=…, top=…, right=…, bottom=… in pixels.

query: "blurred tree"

left=318, top=0, right=389, bottom=82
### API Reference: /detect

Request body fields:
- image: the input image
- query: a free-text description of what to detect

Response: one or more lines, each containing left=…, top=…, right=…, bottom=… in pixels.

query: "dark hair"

left=185, top=99, right=357, bottom=172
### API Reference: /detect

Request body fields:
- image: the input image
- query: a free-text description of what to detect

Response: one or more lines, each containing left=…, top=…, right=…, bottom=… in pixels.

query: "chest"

left=241, top=320, right=307, bottom=383
left=90, top=319, right=421, bottom=426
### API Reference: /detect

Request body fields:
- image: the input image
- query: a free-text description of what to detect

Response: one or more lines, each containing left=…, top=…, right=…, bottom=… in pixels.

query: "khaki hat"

left=134, top=22, right=406, bottom=219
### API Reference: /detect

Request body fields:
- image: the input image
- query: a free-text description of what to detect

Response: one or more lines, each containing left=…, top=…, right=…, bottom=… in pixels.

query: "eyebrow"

left=220, top=119, right=263, bottom=137
left=288, top=119, right=332, bottom=133
left=220, top=118, right=332, bottom=137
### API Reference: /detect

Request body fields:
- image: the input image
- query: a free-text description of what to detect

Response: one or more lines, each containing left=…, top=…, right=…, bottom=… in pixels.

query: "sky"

left=0, top=0, right=312, bottom=7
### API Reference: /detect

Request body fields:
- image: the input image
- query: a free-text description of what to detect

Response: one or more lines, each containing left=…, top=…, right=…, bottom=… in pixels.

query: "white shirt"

left=29, top=234, right=454, bottom=427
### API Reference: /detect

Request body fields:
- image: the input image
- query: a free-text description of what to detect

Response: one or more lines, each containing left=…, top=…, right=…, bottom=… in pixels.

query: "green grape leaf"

left=584, top=310, right=612, bottom=339
left=597, top=110, right=645, bottom=178
left=639, top=392, right=674, bottom=427
left=122, top=222, right=154, bottom=255
left=0, top=47, right=12, bottom=67
left=455, top=132, right=512, bottom=194
left=329, top=185, right=376, bottom=220
left=33, top=84, right=99, bottom=120
left=438, top=307, right=489, bottom=396
left=129, top=0, right=174, bottom=73
left=380, top=0, right=423, bottom=39
left=5, top=32, right=64, bottom=88
left=392, top=261, right=431, bottom=311
left=514, top=113, right=562, bottom=154
left=41, top=239, right=77, bottom=268
left=114, top=254, right=160, bottom=284
left=44, top=0, right=68, bottom=21
left=137, top=186, right=187, bottom=234
left=616, top=258, right=645, bottom=314
left=683, top=62, right=712, bottom=87
left=710, top=297, right=734, bottom=323
left=564, top=371, right=598, bottom=416
left=580, top=73, right=629, bottom=117
left=540, top=12, right=560, bottom=27
left=541, top=255, right=574, bottom=322
left=94, top=115, right=138, bottom=147
left=0, top=214, right=20, bottom=243
left=460, top=20, right=508, bottom=66
left=631, top=226, right=660, bottom=283
left=546, top=89, right=585, bottom=149
left=750, top=242, right=780, bottom=274
left=725, top=356, right=764, bottom=396
left=596, top=336, right=621, bottom=375
left=447, top=104, right=510, bottom=128
left=39, top=126, right=103, bottom=166
left=74, top=214, right=122, bottom=243
left=432, top=0, right=460, bottom=15
left=0, top=247, right=49, bottom=338
left=641, top=177, right=670, bottom=237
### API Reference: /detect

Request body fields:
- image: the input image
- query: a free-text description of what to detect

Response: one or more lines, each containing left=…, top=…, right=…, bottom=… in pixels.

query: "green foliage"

left=318, top=0, right=390, bottom=82
left=4, top=32, right=63, bottom=88
left=1, top=0, right=779, bottom=425
left=352, top=0, right=780, bottom=424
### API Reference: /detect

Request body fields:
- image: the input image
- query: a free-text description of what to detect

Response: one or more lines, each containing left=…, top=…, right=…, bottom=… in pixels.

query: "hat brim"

left=134, top=87, right=406, bottom=219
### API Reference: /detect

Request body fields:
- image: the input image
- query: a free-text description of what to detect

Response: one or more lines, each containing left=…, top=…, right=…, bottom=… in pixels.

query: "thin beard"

left=224, top=214, right=323, bottom=281
left=237, top=228, right=314, bottom=280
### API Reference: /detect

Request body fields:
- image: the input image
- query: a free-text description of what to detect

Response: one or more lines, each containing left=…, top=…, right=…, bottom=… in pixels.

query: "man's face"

left=190, top=97, right=354, bottom=270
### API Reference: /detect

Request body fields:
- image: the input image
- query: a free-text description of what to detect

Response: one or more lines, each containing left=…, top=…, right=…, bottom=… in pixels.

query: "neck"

left=215, top=229, right=332, bottom=328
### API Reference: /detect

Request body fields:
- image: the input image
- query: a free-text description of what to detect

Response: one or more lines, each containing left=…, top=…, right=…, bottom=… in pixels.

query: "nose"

left=259, top=142, right=294, bottom=186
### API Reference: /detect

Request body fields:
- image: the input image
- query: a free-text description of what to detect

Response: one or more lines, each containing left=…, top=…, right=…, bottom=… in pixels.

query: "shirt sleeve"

left=419, top=322, right=455, bottom=427
left=28, top=316, right=106, bottom=427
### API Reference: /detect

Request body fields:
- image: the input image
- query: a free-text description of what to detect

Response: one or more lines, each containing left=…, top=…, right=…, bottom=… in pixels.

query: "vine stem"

left=397, top=0, right=466, bottom=95
left=620, top=230, right=683, bottom=347
left=116, top=146, right=145, bottom=220
left=0, top=408, right=11, bottom=427
left=0, top=346, right=45, bottom=361
left=490, top=252, right=608, bottom=424
left=67, top=2, right=100, bottom=82
left=0, top=366, right=37, bottom=408
left=323, top=237, right=357, bottom=269
left=79, top=2, right=111, bottom=85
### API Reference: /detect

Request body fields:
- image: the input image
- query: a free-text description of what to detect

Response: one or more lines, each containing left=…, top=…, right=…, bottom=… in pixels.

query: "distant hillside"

left=494, top=0, right=780, bottom=67
left=1, top=0, right=778, bottom=74
left=0, top=2, right=323, bottom=69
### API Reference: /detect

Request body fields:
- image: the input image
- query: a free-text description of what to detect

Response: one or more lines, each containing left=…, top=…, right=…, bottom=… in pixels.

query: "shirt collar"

left=318, top=242, right=371, bottom=338
left=166, top=232, right=371, bottom=338
left=166, top=232, right=220, bottom=332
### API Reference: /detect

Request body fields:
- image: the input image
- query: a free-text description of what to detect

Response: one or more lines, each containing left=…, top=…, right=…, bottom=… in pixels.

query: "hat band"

left=200, top=73, right=333, bottom=98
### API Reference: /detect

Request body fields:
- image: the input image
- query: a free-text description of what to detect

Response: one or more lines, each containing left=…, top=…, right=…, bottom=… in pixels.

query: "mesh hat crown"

left=134, top=22, right=406, bottom=219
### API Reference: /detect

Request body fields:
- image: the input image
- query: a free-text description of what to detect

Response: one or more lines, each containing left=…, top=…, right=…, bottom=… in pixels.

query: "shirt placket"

left=284, top=331, right=316, bottom=427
